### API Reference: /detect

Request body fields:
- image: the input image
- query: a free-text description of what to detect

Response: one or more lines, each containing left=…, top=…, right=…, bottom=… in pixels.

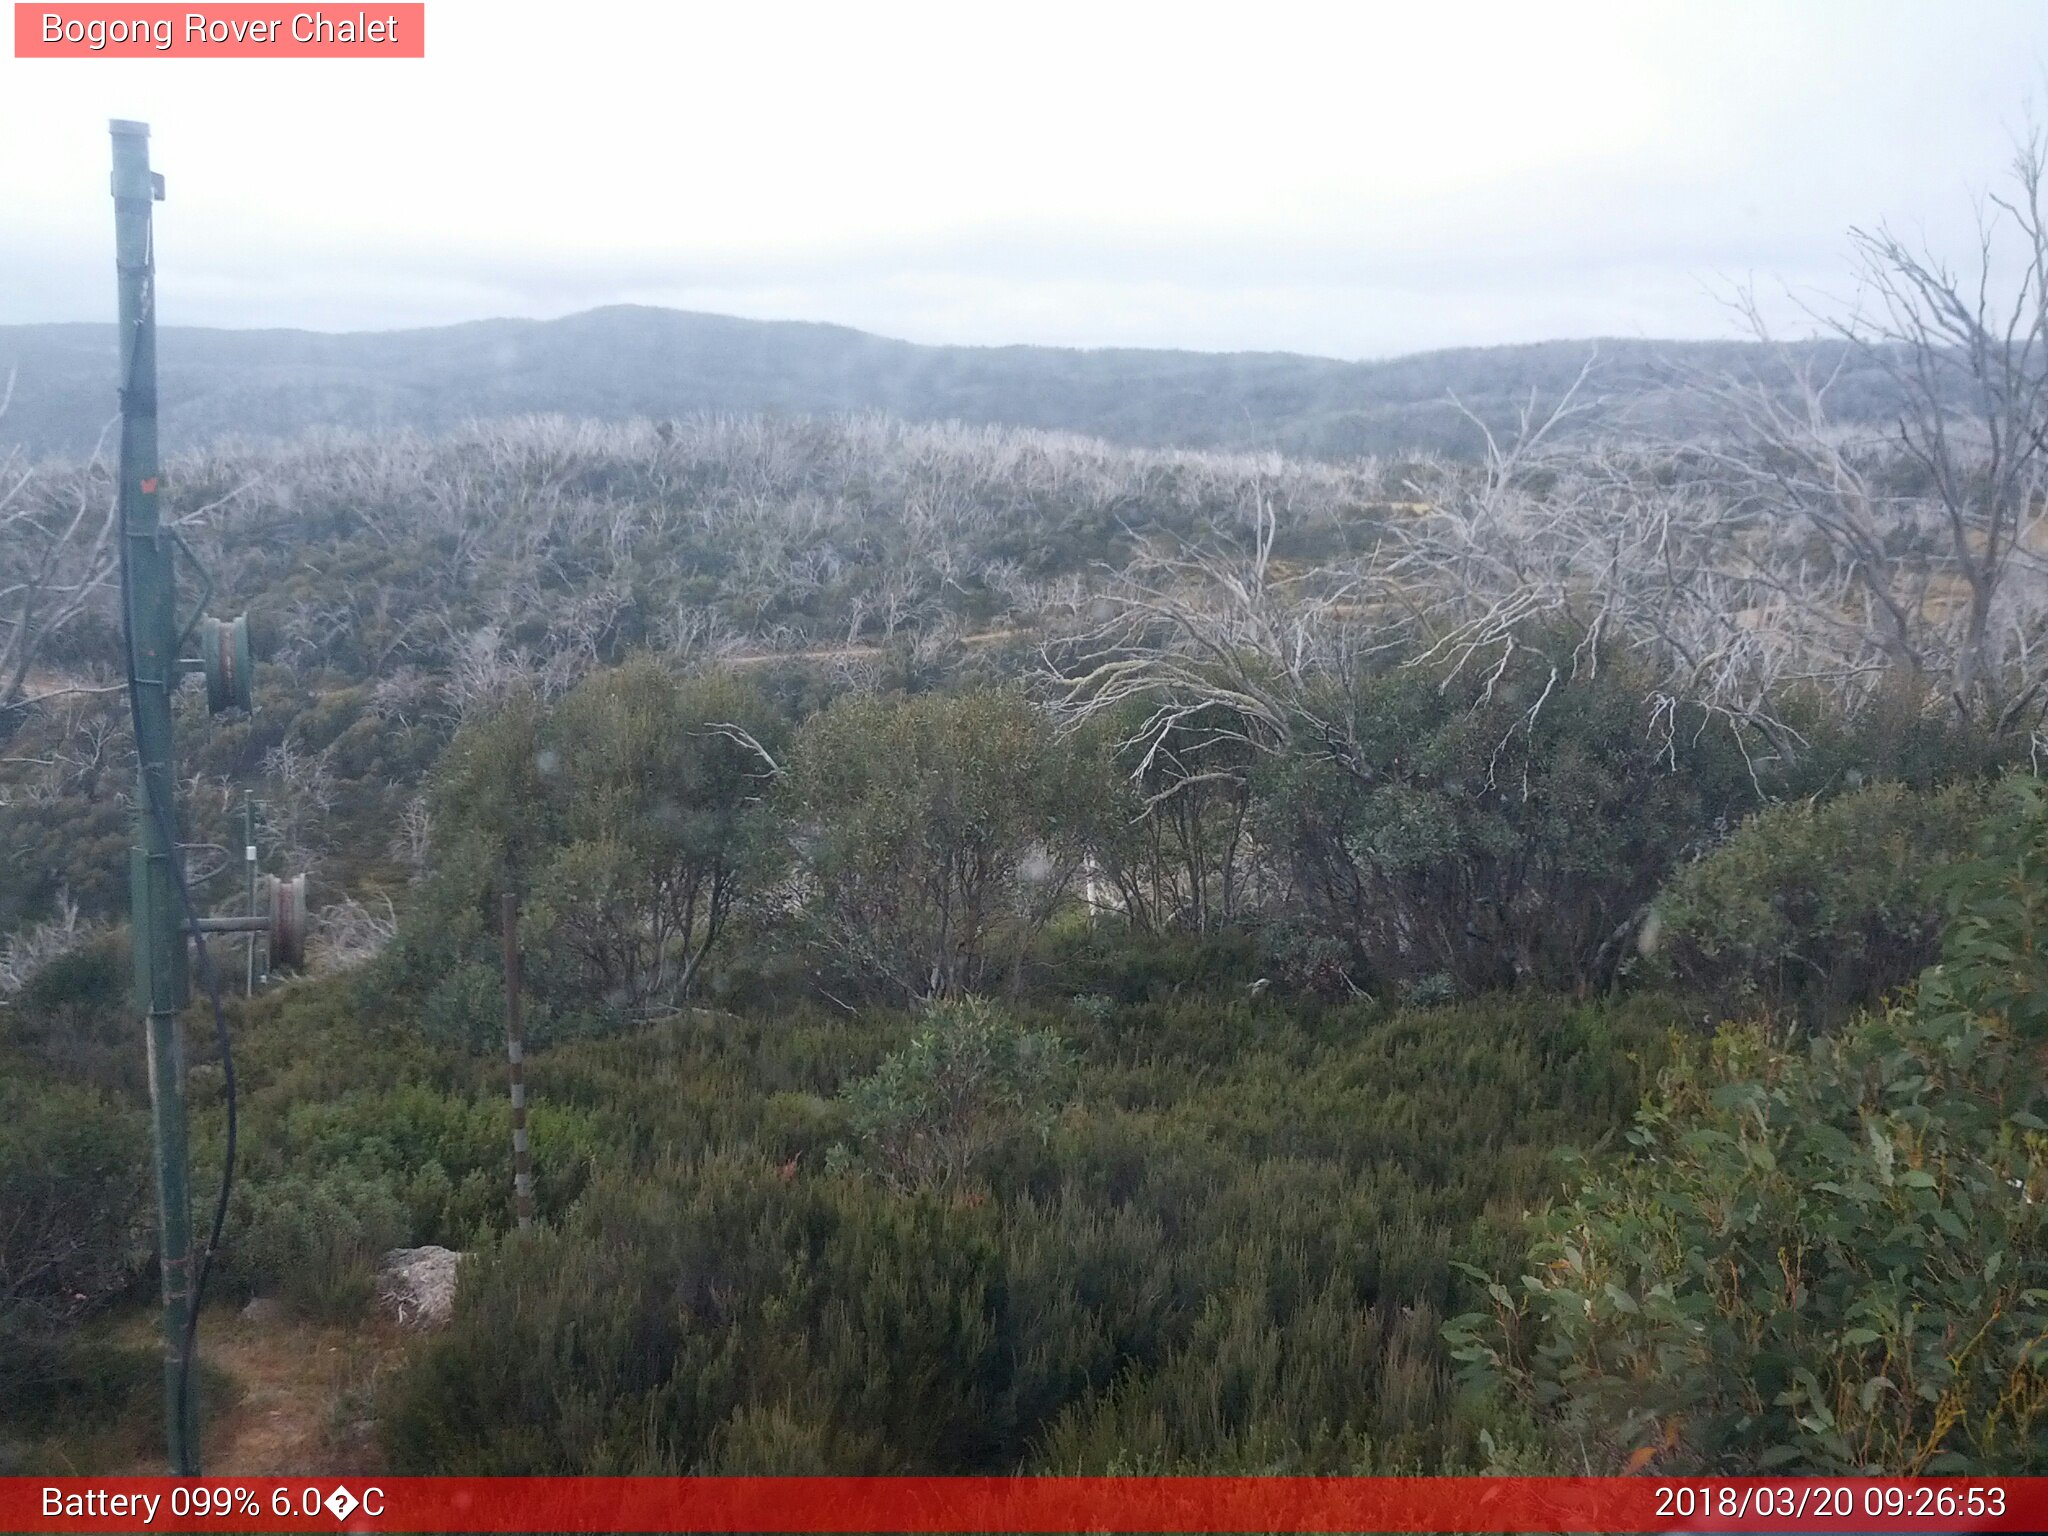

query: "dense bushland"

left=363, top=639, right=2016, bottom=1025
left=376, top=987, right=1676, bottom=1474
left=2, top=908, right=1681, bottom=1472
left=1249, top=643, right=1760, bottom=996
left=5, top=346, right=2046, bottom=1478
left=0, top=413, right=1401, bottom=960
left=1454, top=780, right=2048, bottom=1473
left=9, top=582, right=2032, bottom=1472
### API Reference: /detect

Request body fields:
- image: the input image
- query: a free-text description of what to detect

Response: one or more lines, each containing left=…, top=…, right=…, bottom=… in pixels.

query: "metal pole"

left=113, top=118, right=199, bottom=1476
left=501, top=893, right=534, bottom=1231
left=256, top=802, right=270, bottom=987
left=243, top=794, right=256, bottom=997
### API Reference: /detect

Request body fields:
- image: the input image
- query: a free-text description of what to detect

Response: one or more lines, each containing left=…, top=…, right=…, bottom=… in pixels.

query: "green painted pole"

left=112, top=118, right=199, bottom=1477
left=244, top=794, right=257, bottom=997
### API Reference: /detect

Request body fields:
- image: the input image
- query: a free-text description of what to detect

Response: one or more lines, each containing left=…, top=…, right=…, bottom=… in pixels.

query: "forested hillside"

left=0, top=305, right=1912, bottom=463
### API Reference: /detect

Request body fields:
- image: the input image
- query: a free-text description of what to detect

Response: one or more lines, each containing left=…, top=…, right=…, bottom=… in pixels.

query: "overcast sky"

left=2, top=0, right=2045, bottom=358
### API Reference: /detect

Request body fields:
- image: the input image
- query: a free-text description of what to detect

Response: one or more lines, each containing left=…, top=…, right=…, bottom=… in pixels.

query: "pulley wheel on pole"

left=264, top=872, right=308, bottom=969
left=200, top=614, right=253, bottom=714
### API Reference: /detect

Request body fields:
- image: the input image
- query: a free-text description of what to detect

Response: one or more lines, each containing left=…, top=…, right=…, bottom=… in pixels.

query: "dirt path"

left=200, top=1309, right=412, bottom=1476
left=723, top=625, right=1030, bottom=668
left=110, top=1306, right=413, bottom=1476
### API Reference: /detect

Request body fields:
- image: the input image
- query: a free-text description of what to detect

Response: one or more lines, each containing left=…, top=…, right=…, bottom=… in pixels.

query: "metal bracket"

left=168, top=526, right=215, bottom=653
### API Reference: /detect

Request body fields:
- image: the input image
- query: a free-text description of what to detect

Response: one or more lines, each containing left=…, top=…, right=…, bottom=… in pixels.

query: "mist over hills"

left=0, top=304, right=1891, bottom=461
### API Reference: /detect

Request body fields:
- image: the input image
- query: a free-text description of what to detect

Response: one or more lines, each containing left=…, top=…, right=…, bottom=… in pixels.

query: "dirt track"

left=113, top=1306, right=410, bottom=1477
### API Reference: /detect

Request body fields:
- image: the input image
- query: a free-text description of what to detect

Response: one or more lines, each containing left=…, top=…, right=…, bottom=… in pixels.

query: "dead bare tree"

left=1059, top=493, right=1361, bottom=767
left=259, top=738, right=338, bottom=879
left=310, top=892, right=399, bottom=972
left=0, top=889, right=96, bottom=1000
left=1056, top=364, right=1610, bottom=792
left=0, top=378, right=120, bottom=726
left=1695, top=129, right=2048, bottom=735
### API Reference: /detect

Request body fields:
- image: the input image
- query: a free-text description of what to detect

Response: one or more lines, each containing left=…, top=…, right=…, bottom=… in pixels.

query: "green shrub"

left=268, top=1082, right=606, bottom=1242
left=1253, top=921, right=1365, bottom=1002
left=1082, top=704, right=1260, bottom=938
left=384, top=1157, right=1014, bottom=1473
left=1923, top=774, right=2048, bottom=1046
left=1, top=932, right=138, bottom=1098
left=1401, top=972, right=1457, bottom=1009
left=1649, top=779, right=1988, bottom=1024
left=1035, top=1283, right=1442, bottom=1472
left=1452, top=783, right=2048, bottom=1473
left=1775, top=678, right=2022, bottom=798
left=0, top=1338, right=160, bottom=1445
left=414, top=960, right=524, bottom=1053
left=0, top=1072, right=149, bottom=1337
left=192, top=1045, right=616, bottom=1303
left=16, top=932, right=128, bottom=1016
left=834, top=998, right=1073, bottom=1189
left=1036, top=922, right=1260, bottom=1006
left=225, top=1165, right=411, bottom=1320
left=387, top=662, right=786, bottom=1039
left=785, top=689, right=1099, bottom=1001
left=1253, top=638, right=1759, bottom=995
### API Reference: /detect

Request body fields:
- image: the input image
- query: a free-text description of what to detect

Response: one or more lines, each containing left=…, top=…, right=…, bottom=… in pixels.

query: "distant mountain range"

left=0, top=304, right=1897, bottom=462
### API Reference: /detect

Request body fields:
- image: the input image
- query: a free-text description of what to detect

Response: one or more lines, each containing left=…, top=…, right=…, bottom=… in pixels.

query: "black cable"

left=117, top=270, right=237, bottom=1453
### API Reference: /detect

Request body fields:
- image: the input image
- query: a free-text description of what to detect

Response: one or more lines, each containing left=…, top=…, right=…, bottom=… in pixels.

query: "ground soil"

left=107, top=1305, right=412, bottom=1476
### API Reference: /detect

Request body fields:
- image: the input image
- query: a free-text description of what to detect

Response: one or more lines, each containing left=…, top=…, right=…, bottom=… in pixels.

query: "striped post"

left=501, top=893, right=534, bottom=1231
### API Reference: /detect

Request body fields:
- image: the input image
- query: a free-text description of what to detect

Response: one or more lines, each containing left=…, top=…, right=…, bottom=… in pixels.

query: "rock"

left=376, top=1245, right=467, bottom=1330
left=239, top=1296, right=287, bottom=1325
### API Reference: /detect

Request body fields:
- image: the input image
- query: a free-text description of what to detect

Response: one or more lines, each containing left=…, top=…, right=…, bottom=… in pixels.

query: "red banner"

left=1, top=1476, right=2043, bottom=1534
left=12, top=4, right=424, bottom=58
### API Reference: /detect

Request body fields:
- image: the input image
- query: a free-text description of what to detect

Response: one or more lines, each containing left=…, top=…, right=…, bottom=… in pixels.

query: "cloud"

left=2, top=0, right=2043, bottom=354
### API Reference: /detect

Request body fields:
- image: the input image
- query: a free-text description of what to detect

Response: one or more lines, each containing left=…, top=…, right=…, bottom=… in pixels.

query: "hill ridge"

left=0, top=304, right=1869, bottom=461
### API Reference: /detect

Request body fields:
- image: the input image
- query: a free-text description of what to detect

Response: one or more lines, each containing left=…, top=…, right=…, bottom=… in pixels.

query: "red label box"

left=13, top=3, right=425, bottom=57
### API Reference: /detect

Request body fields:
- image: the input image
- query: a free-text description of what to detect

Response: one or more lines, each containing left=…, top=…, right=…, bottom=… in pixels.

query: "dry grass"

left=95, top=1303, right=414, bottom=1477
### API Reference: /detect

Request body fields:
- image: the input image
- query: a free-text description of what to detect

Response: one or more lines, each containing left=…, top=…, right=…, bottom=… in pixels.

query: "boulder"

left=238, top=1296, right=287, bottom=1326
left=376, top=1245, right=467, bottom=1330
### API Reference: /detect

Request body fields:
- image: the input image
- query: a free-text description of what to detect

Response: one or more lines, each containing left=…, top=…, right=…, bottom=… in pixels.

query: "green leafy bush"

left=386, top=661, right=785, bottom=1041
left=785, top=689, right=1099, bottom=1001
left=1774, top=678, right=2021, bottom=799
left=384, top=1157, right=1015, bottom=1473
left=834, top=998, right=1073, bottom=1189
left=1649, top=779, right=1988, bottom=1024
left=1, top=932, right=138, bottom=1098
left=187, top=991, right=612, bottom=1316
left=1253, top=639, right=1759, bottom=995
left=1923, top=775, right=2048, bottom=1046
left=224, top=1164, right=411, bottom=1320
left=1036, top=921, right=1260, bottom=1006
left=1082, top=704, right=1259, bottom=937
left=267, top=1082, right=605, bottom=1243
left=198, top=1079, right=612, bottom=1323
left=0, top=1074, right=149, bottom=1338
left=1452, top=782, right=2048, bottom=1473
left=0, top=1338, right=161, bottom=1453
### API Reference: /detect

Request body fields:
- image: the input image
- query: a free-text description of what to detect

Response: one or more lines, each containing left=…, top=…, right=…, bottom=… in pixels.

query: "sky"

left=2, top=0, right=2046, bottom=359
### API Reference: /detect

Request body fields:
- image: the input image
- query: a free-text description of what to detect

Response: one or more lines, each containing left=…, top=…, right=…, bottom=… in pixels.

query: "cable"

left=117, top=263, right=237, bottom=1455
